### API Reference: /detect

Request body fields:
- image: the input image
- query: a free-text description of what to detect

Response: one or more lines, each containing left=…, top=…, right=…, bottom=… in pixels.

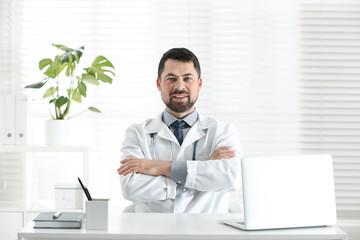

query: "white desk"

left=18, top=213, right=347, bottom=240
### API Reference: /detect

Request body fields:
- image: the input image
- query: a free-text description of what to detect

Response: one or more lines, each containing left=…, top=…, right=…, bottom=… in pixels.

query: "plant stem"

left=48, top=79, right=59, bottom=119
left=55, top=56, right=62, bottom=119
left=63, top=67, right=75, bottom=119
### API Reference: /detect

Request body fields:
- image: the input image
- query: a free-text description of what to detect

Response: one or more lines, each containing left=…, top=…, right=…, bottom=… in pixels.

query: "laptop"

left=221, top=154, right=337, bottom=230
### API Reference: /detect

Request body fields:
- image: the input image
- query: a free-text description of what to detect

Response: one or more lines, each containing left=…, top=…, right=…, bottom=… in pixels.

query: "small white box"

left=54, top=184, right=83, bottom=209
left=86, top=199, right=109, bottom=230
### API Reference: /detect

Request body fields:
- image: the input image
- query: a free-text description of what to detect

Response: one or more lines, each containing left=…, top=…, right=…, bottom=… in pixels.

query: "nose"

left=174, top=78, right=186, bottom=90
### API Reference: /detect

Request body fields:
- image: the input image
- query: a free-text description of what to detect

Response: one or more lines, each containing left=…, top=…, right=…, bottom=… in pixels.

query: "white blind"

left=211, top=1, right=302, bottom=156
left=301, top=0, right=360, bottom=218
left=0, top=0, right=25, bottom=208
left=0, top=0, right=12, bottom=93
left=0, top=153, right=25, bottom=206
left=0, top=0, right=358, bottom=218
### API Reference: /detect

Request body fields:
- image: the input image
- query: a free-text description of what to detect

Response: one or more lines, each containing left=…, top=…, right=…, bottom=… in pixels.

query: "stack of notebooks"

left=33, top=212, right=84, bottom=229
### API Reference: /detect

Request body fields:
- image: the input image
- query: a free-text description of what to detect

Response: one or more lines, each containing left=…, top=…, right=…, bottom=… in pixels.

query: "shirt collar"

left=163, top=109, right=198, bottom=127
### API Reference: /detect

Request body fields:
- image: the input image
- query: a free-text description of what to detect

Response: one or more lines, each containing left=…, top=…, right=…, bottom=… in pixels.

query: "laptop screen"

left=241, top=154, right=337, bottom=230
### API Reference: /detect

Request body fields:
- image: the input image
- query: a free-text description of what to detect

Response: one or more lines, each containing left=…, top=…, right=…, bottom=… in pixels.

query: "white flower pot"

left=45, top=119, right=72, bottom=145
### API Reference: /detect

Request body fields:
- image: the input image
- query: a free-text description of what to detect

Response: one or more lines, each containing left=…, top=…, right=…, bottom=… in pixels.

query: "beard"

left=163, top=90, right=198, bottom=113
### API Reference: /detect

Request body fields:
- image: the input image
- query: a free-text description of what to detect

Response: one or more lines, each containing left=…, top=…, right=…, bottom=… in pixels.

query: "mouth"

left=171, top=94, right=188, bottom=102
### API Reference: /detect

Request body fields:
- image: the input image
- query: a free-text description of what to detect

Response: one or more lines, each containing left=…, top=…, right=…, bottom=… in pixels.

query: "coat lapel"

left=181, top=114, right=214, bottom=148
left=145, top=113, right=178, bottom=143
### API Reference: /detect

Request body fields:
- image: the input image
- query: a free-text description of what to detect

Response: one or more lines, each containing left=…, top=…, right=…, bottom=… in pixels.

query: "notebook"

left=221, top=154, right=337, bottom=230
left=33, top=212, right=84, bottom=229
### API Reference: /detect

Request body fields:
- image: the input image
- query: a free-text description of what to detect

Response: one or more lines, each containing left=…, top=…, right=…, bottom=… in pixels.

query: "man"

left=117, top=48, right=242, bottom=213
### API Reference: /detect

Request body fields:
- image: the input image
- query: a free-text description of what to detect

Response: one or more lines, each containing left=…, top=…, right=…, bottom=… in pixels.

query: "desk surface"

left=18, top=213, right=347, bottom=240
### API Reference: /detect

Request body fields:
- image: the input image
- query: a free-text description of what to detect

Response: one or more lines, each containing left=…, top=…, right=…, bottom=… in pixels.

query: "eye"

left=184, top=77, right=192, bottom=81
left=166, top=77, right=176, bottom=81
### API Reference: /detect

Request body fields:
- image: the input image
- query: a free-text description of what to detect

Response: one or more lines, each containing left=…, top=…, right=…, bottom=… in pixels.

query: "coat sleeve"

left=119, top=124, right=177, bottom=202
left=184, top=123, right=242, bottom=192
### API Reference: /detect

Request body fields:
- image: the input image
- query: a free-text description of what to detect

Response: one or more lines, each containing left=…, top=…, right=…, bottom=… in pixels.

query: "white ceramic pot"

left=45, top=119, right=72, bottom=145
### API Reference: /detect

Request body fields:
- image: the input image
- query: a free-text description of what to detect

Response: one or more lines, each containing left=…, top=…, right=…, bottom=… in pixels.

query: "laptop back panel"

left=242, top=154, right=337, bottom=230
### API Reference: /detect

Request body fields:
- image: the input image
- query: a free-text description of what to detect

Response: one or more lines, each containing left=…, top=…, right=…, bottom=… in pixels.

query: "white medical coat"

left=119, top=113, right=242, bottom=213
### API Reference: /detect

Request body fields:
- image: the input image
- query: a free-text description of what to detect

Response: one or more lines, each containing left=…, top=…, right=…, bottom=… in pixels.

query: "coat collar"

left=145, top=112, right=215, bottom=146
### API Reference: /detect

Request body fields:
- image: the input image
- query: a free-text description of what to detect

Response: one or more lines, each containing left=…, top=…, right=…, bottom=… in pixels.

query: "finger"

left=219, top=148, right=233, bottom=154
left=120, top=157, right=139, bottom=164
left=119, top=159, right=142, bottom=173
left=120, top=158, right=135, bottom=164
left=118, top=167, right=125, bottom=175
left=215, top=148, right=231, bottom=155
left=119, top=167, right=134, bottom=175
left=219, top=149, right=234, bottom=154
left=225, top=150, right=235, bottom=157
left=217, top=146, right=230, bottom=151
left=214, top=150, right=235, bottom=159
left=118, top=164, right=133, bottom=175
left=122, top=167, right=138, bottom=176
left=120, top=159, right=128, bottom=164
left=120, top=159, right=139, bottom=170
left=222, top=150, right=235, bottom=155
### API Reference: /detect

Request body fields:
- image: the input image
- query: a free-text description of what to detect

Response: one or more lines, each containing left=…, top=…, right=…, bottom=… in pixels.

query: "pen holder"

left=85, top=199, right=109, bottom=230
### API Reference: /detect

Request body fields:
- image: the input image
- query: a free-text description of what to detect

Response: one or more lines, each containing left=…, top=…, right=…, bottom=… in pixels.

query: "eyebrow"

left=164, top=73, right=194, bottom=78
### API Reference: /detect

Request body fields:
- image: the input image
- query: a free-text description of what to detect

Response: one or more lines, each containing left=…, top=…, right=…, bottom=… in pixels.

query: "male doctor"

left=117, top=48, right=242, bottom=213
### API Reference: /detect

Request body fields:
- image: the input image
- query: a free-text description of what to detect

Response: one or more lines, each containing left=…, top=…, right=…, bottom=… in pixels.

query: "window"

left=301, top=0, right=360, bottom=218
left=0, top=0, right=359, bottom=218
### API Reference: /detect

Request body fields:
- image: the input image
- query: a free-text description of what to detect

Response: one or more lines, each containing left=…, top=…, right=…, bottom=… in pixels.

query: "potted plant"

left=25, top=44, right=115, bottom=145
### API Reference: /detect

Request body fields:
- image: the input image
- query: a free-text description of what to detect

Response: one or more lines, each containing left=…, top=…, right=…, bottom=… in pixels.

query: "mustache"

left=170, top=90, right=190, bottom=96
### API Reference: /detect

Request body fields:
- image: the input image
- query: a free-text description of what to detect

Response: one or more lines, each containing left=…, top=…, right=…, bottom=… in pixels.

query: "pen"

left=78, top=177, right=92, bottom=201
left=53, top=211, right=62, bottom=219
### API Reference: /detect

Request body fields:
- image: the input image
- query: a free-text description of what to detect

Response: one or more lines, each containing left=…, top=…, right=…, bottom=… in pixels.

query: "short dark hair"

left=157, top=48, right=201, bottom=79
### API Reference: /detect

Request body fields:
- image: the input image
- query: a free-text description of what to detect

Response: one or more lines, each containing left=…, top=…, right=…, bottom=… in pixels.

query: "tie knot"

left=172, top=120, right=187, bottom=129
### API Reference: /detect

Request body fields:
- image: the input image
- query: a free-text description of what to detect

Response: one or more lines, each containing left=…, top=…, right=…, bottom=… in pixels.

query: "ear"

left=198, top=77, right=203, bottom=90
left=156, top=78, right=161, bottom=91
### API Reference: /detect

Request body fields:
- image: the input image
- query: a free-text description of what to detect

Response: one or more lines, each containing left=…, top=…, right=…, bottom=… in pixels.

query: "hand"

left=117, top=158, right=171, bottom=177
left=208, top=146, right=235, bottom=160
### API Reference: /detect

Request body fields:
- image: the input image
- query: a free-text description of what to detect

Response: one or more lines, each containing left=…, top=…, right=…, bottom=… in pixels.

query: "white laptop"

left=221, top=154, right=337, bottom=230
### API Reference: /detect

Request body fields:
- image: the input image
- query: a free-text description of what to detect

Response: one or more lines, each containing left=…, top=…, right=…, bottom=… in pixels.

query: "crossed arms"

left=118, top=122, right=241, bottom=202
left=117, top=146, right=235, bottom=177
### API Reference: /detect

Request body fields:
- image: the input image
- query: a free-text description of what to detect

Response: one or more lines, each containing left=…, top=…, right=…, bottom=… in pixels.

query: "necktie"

left=172, top=120, right=186, bottom=145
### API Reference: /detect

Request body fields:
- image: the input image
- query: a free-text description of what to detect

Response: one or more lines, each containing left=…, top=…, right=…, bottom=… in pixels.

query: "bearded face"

left=157, top=60, right=202, bottom=118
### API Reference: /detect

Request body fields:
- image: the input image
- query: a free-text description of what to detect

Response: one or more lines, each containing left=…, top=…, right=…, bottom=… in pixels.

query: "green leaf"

left=53, top=44, right=84, bottom=51
left=88, top=106, right=101, bottom=113
left=53, top=44, right=71, bottom=51
left=78, top=82, right=87, bottom=97
left=43, top=87, right=56, bottom=98
left=25, top=80, right=46, bottom=89
left=65, top=64, right=71, bottom=76
left=74, top=50, right=83, bottom=63
left=94, top=56, right=115, bottom=68
left=43, top=56, right=65, bottom=78
left=53, top=45, right=84, bottom=78
left=59, top=47, right=84, bottom=64
left=72, top=90, right=82, bottom=103
left=55, top=96, right=68, bottom=108
left=82, top=73, right=100, bottom=85
left=67, top=88, right=82, bottom=103
left=85, top=55, right=115, bottom=84
left=39, top=58, right=53, bottom=70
